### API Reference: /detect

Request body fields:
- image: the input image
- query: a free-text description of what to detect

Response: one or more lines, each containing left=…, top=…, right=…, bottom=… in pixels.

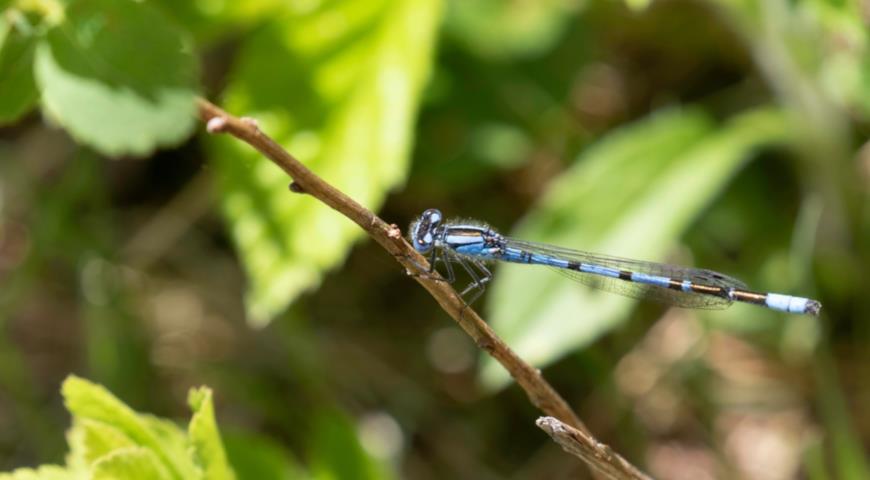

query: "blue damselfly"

left=409, top=209, right=821, bottom=316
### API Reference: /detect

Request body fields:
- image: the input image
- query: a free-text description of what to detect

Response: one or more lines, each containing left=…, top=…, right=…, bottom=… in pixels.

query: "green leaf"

left=310, top=410, right=390, bottom=480
left=141, top=416, right=197, bottom=478
left=223, top=430, right=309, bottom=480
left=67, top=419, right=136, bottom=468
left=62, top=375, right=162, bottom=450
left=0, top=19, right=38, bottom=123
left=0, top=465, right=71, bottom=480
left=34, top=0, right=198, bottom=156
left=481, top=107, right=789, bottom=388
left=91, top=447, right=172, bottom=480
left=61, top=375, right=196, bottom=479
left=5, top=378, right=236, bottom=479
left=210, top=0, right=442, bottom=325
left=187, top=387, right=235, bottom=480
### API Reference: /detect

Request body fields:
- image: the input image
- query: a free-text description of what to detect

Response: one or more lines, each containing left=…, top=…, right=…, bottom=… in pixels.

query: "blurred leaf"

left=481, top=107, right=789, bottom=388
left=12, top=377, right=241, bottom=479
left=187, top=387, right=236, bottom=480
left=91, top=447, right=172, bottom=480
left=0, top=20, right=38, bottom=123
left=446, top=0, right=581, bottom=59
left=310, top=410, right=390, bottom=480
left=140, top=417, right=195, bottom=477
left=0, top=466, right=71, bottom=480
left=34, top=0, right=198, bottom=156
left=63, top=376, right=168, bottom=454
left=210, top=0, right=442, bottom=325
left=224, top=430, right=309, bottom=480
left=62, top=375, right=198, bottom=479
left=67, top=419, right=136, bottom=467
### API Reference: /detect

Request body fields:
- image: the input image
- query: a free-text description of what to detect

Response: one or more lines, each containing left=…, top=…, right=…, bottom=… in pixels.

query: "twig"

left=198, top=98, right=651, bottom=478
left=537, top=417, right=653, bottom=480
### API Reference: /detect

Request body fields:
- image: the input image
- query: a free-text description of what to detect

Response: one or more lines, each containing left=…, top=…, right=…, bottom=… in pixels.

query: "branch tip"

left=536, top=416, right=652, bottom=480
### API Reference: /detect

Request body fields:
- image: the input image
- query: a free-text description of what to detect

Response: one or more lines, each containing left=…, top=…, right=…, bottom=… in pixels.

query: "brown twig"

left=198, top=98, right=651, bottom=478
left=537, top=417, right=653, bottom=480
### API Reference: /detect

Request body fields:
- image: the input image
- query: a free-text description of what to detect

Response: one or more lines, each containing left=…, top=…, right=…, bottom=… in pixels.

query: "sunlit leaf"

left=61, top=376, right=198, bottom=479
left=142, top=416, right=200, bottom=479
left=0, top=20, right=38, bottom=123
left=481, top=107, right=789, bottom=388
left=50, top=377, right=239, bottom=479
left=91, top=447, right=172, bottom=480
left=188, top=387, right=235, bottom=480
left=210, top=0, right=442, bottom=325
left=63, top=376, right=166, bottom=452
left=67, top=419, right=136, bottom=467
left=34, top=0, right=198, bottom=156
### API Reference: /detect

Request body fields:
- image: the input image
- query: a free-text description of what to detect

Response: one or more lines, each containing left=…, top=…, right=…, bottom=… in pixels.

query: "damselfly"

left=409, top=209, right=821, bottom=316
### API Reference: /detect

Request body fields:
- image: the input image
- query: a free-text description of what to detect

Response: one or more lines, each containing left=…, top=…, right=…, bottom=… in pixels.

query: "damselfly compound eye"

left=410, top=209, right=442, bottom=253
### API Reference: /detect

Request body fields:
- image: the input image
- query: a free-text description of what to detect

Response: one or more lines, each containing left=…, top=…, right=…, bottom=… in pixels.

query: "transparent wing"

left=503, top=238, right=748, bottom=310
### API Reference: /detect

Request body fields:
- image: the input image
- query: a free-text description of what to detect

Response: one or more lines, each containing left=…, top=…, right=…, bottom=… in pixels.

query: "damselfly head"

left=410, top=208, right=442, bottom=253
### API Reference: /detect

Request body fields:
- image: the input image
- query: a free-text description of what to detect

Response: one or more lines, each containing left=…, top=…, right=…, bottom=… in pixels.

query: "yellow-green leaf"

left=188, top=387, right=235, bottom=480
left=61, top=376, right=196, bottom=479
left=66, top=419, right=136, bottom=468
left=91, top=447, right=172, bottom=480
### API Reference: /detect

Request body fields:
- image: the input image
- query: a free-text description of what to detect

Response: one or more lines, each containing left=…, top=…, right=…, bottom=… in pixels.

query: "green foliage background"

left=1, top=0, right=868, bottom=478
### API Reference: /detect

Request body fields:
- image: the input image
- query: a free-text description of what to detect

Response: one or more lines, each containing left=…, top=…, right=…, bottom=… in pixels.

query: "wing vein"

left=502, top=237, right=744, bottom=309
